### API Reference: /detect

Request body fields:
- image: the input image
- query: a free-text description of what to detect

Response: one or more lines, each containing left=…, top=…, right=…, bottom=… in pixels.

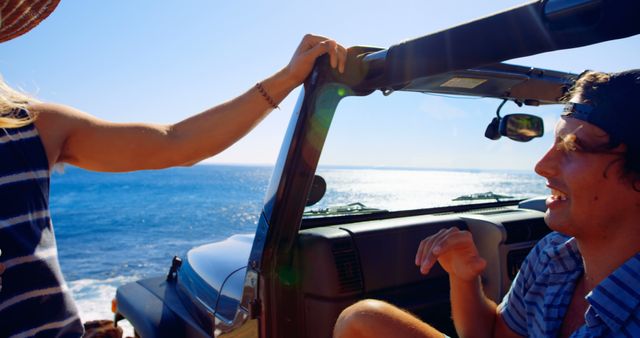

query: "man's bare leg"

left=333, top=299, right=446, bottom=338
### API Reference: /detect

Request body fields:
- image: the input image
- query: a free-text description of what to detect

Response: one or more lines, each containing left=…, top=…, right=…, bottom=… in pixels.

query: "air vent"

left=503, top=218, right=550, bottom=244
left=507, top=248, right=533, bottom=280
left=331, top=239, right=364, bottom=294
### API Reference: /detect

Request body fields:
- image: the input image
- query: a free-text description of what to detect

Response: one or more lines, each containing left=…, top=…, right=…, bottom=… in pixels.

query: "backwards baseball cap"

left=0, top=0, right=60, bottom=43
left=563, top=69, right=640, bottom=150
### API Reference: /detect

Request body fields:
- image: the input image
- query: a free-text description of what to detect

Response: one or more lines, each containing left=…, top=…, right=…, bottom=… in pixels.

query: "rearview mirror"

left=498, top=114, right=544, bottom=142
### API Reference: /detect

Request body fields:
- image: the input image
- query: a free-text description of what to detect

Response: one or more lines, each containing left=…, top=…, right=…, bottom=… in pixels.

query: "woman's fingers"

left=301, top=38, right=345, bottom=73
left=336, top=44, right=347, bottom=73
left=286, top=34, right=347, bottom=84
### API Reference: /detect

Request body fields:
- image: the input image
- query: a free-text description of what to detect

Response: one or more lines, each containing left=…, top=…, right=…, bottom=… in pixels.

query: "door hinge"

left=249, top=299, right=261, bottom=319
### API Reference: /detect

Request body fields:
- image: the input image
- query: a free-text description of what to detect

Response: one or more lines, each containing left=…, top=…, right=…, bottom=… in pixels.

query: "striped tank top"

left=0, top=112, right=83, bottom=337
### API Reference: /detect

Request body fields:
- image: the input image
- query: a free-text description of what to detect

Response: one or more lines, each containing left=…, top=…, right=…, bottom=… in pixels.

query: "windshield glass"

left=304, top=90, right=560, bottom=216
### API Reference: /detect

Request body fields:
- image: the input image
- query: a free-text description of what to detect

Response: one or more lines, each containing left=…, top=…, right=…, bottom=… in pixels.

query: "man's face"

left=534, top=116, right=631, bottom=239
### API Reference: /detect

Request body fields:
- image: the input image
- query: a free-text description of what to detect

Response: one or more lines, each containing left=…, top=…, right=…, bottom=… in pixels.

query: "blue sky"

left=0, top=1, right=638, bottom=169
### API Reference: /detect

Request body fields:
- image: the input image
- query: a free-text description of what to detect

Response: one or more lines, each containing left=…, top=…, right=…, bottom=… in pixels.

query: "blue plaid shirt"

left=499, top=232, right=640, bottom=337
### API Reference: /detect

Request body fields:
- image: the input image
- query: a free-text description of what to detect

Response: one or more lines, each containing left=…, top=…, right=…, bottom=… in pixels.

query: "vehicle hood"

left=177, top=233, right=254, bottom=319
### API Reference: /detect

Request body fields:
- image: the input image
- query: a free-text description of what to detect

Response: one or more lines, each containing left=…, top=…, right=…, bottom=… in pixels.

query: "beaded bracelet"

left=255, top=82, right=280, bottom=110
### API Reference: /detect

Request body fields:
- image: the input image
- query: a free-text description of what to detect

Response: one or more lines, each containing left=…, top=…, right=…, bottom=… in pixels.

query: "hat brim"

left=0, top=0, right=60, bottom=43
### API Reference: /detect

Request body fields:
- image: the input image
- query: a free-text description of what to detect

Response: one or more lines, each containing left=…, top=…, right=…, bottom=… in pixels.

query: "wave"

left=68, top=276, right=139, bottom=337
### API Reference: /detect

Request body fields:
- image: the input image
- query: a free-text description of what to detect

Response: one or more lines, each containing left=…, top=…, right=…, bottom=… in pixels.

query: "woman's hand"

left=415, top=227, right=487, bottom=281
left=283, top=34, right=347, bottom=86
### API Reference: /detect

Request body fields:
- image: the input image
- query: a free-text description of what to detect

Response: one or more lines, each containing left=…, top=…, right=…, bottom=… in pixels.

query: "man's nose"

left=535, top=146, right=559, bottom=178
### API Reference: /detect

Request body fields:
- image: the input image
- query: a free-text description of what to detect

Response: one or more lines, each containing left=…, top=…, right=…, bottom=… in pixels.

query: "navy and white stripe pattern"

left=499, top=232, right=640, bottom=337
left=0, top=114, right=83, bottom=337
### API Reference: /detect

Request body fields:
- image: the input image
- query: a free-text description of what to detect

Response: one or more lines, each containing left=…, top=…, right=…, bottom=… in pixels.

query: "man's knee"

left=334, top=299, right=446, bottom=338
left=334, top=299, right=395, bottom=338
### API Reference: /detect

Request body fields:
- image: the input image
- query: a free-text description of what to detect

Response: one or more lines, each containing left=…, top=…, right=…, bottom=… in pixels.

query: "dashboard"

left=295, top=204, right=549, bottom=338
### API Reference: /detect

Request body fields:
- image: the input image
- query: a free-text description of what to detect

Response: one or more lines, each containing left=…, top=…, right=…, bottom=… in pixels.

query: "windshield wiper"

left=304, top=202, right=388, bottom=217
left=452, top=191, right=514, bottom=202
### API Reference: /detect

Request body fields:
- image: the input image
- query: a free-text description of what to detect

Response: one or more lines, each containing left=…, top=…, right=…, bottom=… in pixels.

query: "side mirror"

left=306, top=175, right=326, bottom=207
left=499, top=114, right=544, bottom=142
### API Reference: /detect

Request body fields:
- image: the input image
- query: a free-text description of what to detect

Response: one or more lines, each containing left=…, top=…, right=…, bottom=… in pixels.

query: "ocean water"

left=50, top=164, right=547, bottom=329
left=52, top=165, right=272, bottom=331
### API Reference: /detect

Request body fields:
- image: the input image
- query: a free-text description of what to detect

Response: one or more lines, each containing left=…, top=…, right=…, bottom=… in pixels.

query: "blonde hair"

left=0, top=76, right=38, bottom=128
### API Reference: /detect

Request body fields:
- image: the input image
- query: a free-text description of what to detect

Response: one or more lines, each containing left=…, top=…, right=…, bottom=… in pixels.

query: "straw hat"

left=0, top=0, right=60, bottom=43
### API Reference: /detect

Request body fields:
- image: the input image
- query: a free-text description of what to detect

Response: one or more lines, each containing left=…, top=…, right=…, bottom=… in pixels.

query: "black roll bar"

left=356, top=0, right=640, bottom=91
